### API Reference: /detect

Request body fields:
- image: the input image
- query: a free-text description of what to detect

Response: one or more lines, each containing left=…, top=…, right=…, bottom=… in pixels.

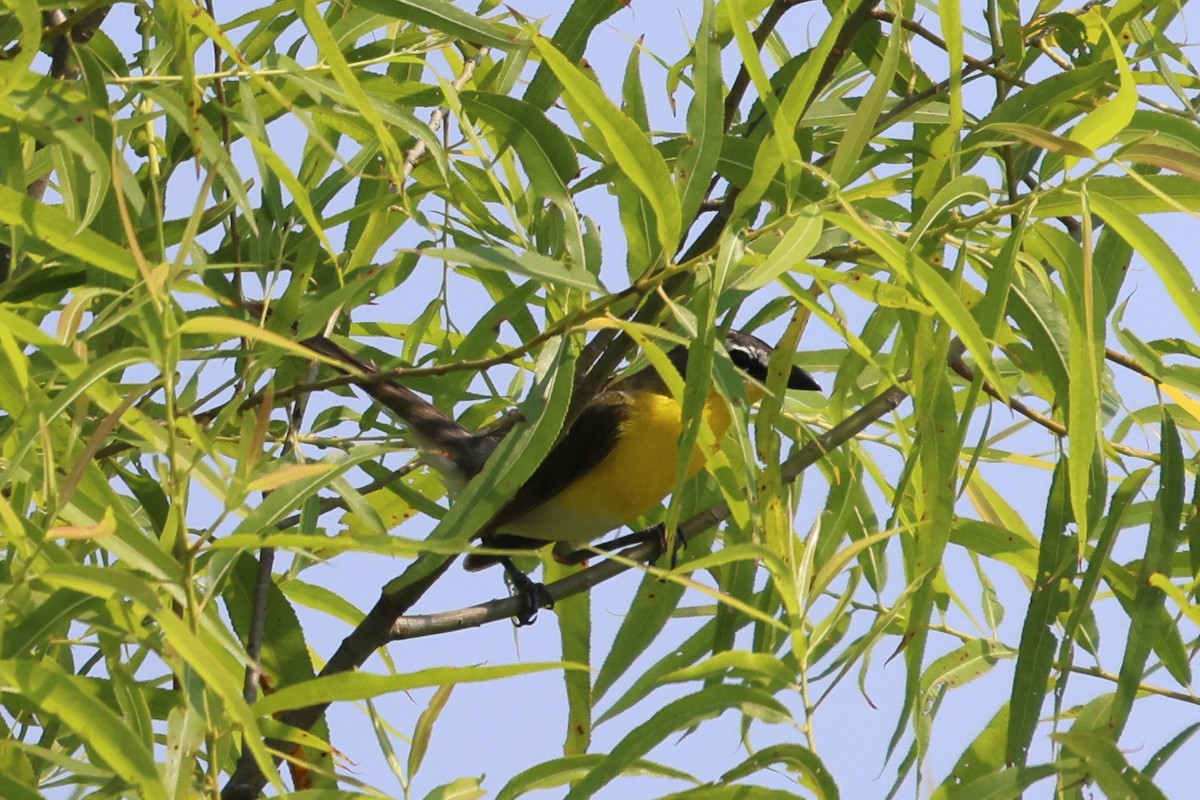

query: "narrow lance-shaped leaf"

left=296, top=0, right=407, bottom=194
left=1109, top=411, right=1185, bottom=736
left=824, top=206, right=1007, bottom=392
left=523, top=0, right=625, bottom=110
left=0, top=185, right=135, bottom=280
left=828, top=3, right=902, bottom=186
left=729, top=0, right=852, bottom=223
left=1089, top=189, right=1200, bottom=337
left=254, top=663, right=586, bottom=716
left=546, top=558, right=591, bottom=757
left=0, top=0, right=39, bottom=100
left=1066, top=17, right=1137, bottom=168
left=675, top=0, right=724, bottom=227
left=423, top=246, right=602, bottom=292
left=564, top=685, right=792, bottom=800
left=1055, top=467, right=1151, bottom=714
left=0, top=659, right=168, bottom=800
left=532, top=37, right=682, bottom=257
left=460, top=92, right=587, bottom=270
left=1064, top=192, right=1102, bottom=546
left=354, top=0, right=524, bottom=50
left=1007, top=460, right=1076, bottom=766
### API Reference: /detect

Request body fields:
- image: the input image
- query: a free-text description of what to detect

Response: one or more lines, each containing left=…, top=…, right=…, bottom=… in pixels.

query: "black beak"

left=788, top=366, right=821, bottom=392
left=725, top=330, right=821, bottom=392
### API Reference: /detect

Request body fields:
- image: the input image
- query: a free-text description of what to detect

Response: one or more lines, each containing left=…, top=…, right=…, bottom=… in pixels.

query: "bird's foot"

left=500, top=557, right=553, bottom=626
left=645, top=523, right=687, bottom=569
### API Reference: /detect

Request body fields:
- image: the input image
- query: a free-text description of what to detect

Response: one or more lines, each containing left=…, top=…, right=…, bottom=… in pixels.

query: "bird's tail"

left=238, top=300, right=486, bottom=481
left=299, top=332, right=487, bottom=480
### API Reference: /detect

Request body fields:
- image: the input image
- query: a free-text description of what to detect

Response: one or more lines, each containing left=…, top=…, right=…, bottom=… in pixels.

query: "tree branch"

left=220, top=369, right=910, bottom=797
left=948, top=344, right=1157, bottom=462
left=221, top=554, right=456, bottom=800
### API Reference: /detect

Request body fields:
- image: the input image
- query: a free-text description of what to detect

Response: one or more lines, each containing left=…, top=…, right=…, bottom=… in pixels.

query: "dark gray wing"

left=463, top=393, right=629, bottom=570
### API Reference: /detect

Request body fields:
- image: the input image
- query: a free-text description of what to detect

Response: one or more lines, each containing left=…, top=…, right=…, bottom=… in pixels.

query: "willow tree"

left=1, top=1, right=1198, bottom=798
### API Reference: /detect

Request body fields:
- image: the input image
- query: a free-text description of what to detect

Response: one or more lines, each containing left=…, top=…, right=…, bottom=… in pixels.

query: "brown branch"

left=872, top=9, right=1028, bottom=88
left=722, top=0, right=799, bottom=131
left=948, top=346, right=1157, bottom=461
left=948, top=349, right=1068, bottom=437
left=1105, top=348, right=1156, bottom=381
left=575, top=0, right=887, bottom=433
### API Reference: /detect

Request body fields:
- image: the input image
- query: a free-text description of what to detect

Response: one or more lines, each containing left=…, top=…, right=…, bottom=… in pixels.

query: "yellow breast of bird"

left=501, top=389, right=733, bottom=545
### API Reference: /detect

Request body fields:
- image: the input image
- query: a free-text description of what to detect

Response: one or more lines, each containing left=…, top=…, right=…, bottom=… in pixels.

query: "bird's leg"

left=499, top=557, right=553, bottom=626
left=554, top=523, right=686, bottom=567
left=663, top=524, right=687, bottom=570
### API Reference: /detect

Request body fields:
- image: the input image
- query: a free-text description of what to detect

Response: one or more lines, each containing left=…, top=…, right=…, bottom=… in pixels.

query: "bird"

left=296, top=324, right=820, bottom=622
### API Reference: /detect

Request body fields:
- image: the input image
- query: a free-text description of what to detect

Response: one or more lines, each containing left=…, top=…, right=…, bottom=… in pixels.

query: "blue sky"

left=88, top=1, right=1200, bottom=796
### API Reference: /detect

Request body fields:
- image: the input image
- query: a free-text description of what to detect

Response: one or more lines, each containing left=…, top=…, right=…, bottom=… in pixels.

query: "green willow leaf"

left=394, top=338, right=578, bottom=565
left=461, top=91, right=587, bottom=269
left=825, top=207, right=1006, bottom=392
left=0, top=659, right=167, bottom=800
left=424, top=246, right=602, bottom=292
left=354, top=0, right=523, bottom=50
left=674, top=0, right=724, bottom=226
left=1055, top=731, right=1168, bottom=800
left=1110, top=412, right=1185, bottom=735
left=592, top=574, right=692, bottom=707
left=718, top=744, right=839, bottom=800
left=934, top=764, right=1064, bottom=800
left=564, top=685, right=792, bottom=800
left=1007, top=460, right=1074, bottom=767
left=1068, top=29, right=1137, bottom=157
left=1089, top=190, right=1200, bottom=337
left=736, top=206, right=822, bottom=291
left=921, top=640, right=1015, bottom=705
left=0, top=184, right=134, bottom=280
left=963, top=61, right=1112, bottom=156
left=533, top=37, right=682, bottom=256
left=0, top=0, right=39, bottom=101
left=255, top=663, right=585, bottom=716
left=523, top=0, right=626, bottom=111
left=497, top=755, right=693, bottom=800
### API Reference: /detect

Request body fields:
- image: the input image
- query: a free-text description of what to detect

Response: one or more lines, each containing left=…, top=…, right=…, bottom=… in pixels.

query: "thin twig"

left=1105, top=348, right=1156, bottom=381
left=396, top=46, right=490, bottom=188
left=221, top=372, right=910, bottom=798
left=948, top=350, right=1067, bottom=436
left=872, top=9, right=1028, bottom=88
left=391, top=380, right=910, bottom=639
left=948, top=347, right=1157, bottom=462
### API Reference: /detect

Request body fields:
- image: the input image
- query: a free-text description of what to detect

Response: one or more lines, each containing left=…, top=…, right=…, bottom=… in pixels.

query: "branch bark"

left=220, top=376, right=909, bottom=798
